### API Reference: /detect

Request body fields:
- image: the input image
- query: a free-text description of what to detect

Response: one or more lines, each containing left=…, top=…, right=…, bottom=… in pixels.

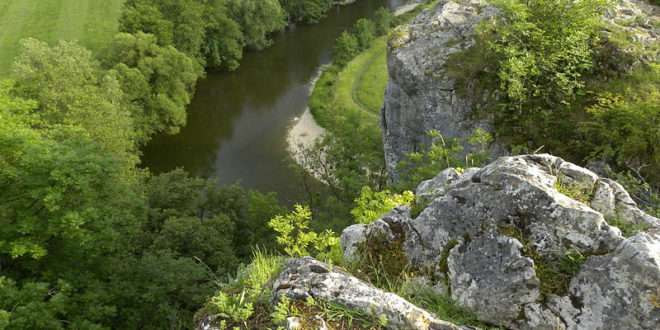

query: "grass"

left=274, top=296, right=388, bottom=329
left=0, top=0, right=124, bottom=77
left=194, top=248, right=285, bottom=329
left=310, top=37, right=390, bottom=133
left=606, top=216, right=649, bottom=238
left=498, top=225, right=586, bottom=300
left=353, top=37, right=388, bottom=114
left=554, top=174, right=595, bottom=205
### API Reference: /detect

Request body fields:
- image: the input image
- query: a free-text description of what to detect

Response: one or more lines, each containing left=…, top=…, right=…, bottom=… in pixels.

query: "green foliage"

left=114, top=32, right=200, bottom=141
left=580, top=63, right=660, bottom=185
left=405, top=283, right=488, bottom=328
left=279, top=0, right=334, bottom=24
left=354, top=18, right=376, bottom=51
left=607, top=216, right=649, bottom=238
left=315, top=300, right=387, bottom=329
left=271, top=294, right=294, bottom=324
left=332, top=31, right=359, bottom=67
left=395, top=129, right=492, bottom=190
left=121, top=0, right=208, bottom=60
left=437, top=238, right=459, bottom=275
left=10, top=39, right=138, bottom=172
left=119, top=2, right=174, bottom=46
left=0, top=97, right=143, bottom=259
left=146, top=168, right=284, bottom=272
left=486, top=0, right=612, bottom=111
left=604, top=167, right=659, bottom=218
left=227, top=0, right=288, bottom=50
left=268, top=204, right=340, bottom=262
left=351, top=186, right=414, bottom=224
left=273, top=295, right=388, bottom=329
left=0, top=277, right=71, bottom=329
left=348, top=238, right=414, bottom=295
left=204, top=249, right=284, bottom=328
left=203, top=6, right=245, bottom=71
left=498, top=225, right=586, bottom=300
left=373, top=7, right=392, bottom=36
left=554, top=175, right=595, bottom=204
left=558, top=247, right=586, bottom=276
left=211, top=291, right=254, bottom=326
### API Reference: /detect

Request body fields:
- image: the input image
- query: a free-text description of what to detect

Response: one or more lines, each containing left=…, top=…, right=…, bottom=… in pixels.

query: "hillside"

left=0, top=0, right=124, bottom=76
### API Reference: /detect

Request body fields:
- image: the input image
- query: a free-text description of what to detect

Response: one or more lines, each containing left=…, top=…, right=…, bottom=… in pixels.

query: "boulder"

left=341, top=154, right=660, bottom=329
left=271, top=256, right=464, bottom=330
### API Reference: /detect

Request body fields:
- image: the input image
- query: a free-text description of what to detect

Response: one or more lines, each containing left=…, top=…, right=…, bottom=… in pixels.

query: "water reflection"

left=142, top=0, right=402, bottom=202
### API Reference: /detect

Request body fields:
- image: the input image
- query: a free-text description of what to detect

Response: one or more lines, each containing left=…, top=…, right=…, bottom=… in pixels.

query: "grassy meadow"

left=0, top=0, right=124, bottom=76
left=310, top=36, right=389, bottom=132
left=353, top=37, right=388, bottom=115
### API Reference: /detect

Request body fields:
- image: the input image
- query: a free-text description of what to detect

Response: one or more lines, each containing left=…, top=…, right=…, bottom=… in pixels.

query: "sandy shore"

left=285, top=2, right=423, bottom=170
left=286, top=67, right=329, bottom=171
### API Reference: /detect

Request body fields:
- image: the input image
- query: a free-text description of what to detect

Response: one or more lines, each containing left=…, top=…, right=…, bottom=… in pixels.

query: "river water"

left=142, top=0, right=405, bottom=203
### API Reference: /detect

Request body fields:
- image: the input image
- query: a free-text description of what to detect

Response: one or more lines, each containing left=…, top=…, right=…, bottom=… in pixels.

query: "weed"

left=406, top=285, right=494, bottom=328
left=268, top=204, right=340, bottom=263
left=271, top=294, right=297, bottom=324
left=272, top=295, right=387, bottom=329
left=200, top=248, right=284, bottom=329
left=348, top=237, right=417, bottom=295
left=437, top=238, right=459, bottom=275
left=409, top=200, right=428, bottom=218
left=606, top=216, right=649, bottom=238
left=211, top=290, right=254, bottom=328
left=497, top=225, right=586, bottom=300
left=351, top=186, right=414, bottom=224
left=554, top=175, right=595, bottom=204
left=388, top=27, right=408, bottom=49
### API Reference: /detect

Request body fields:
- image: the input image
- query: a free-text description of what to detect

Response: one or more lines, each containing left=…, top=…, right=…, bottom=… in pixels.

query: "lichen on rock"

left=341, top=154, right=660, bottom=329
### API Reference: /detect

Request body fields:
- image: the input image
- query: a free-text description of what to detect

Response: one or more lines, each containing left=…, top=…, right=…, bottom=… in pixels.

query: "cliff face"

left=381, top=0, right=503, bottom=182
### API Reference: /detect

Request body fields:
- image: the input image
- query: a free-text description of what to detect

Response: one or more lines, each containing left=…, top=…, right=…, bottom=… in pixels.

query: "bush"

left=332, top=31, right=359, bottom=67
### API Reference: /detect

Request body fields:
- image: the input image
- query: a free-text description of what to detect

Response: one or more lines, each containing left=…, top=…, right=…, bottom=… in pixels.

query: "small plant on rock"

left=268, top=204, right=342, bottom=263
left=351, top=186, right=414, bottom=224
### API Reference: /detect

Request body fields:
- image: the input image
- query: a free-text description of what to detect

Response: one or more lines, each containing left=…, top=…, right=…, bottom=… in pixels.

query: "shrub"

left=268, top=204, right=341, bottom=263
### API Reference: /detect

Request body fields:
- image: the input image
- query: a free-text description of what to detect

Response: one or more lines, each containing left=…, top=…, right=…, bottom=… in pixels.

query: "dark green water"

left=142, top=0, right=404, bottom=203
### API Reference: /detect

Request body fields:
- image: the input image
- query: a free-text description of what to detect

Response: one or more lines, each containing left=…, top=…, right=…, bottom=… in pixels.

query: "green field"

left=353, top=37, right=388, bottom=115
left=0, top=0, right=124, bottom=77
left=310, top=36, right=389, bottom=133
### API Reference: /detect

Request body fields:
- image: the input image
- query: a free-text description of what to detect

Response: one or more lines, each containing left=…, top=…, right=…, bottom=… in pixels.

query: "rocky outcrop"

left=271, top=256, right=464, bottom=330
left=381, top=0, right=659, bottom=182
left=381, top=0, right=505, bottom=181
left=342, top=154, right=660, bottom=329
left=599, top=0, right=660, bottom=72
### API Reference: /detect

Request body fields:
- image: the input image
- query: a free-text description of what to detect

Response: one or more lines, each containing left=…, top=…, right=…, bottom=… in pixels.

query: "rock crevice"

left=342, top=154, right=660, bottom=329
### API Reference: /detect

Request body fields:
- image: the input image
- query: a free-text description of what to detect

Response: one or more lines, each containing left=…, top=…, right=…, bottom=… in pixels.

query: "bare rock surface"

left=271, top=256, right=464, bottom=330
left=342, top=154, right=660, bottom=329
left=381, top=0, right=506, bottom=181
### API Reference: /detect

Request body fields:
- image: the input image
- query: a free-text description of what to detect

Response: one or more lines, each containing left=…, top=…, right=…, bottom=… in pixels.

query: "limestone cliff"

left=343, top=154, right=660, bottom=329
left=381, top=0, right=504, bottom=182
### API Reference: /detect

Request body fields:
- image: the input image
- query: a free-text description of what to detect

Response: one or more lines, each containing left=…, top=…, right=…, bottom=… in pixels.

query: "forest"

left=1, top=0, right=658, bottom=329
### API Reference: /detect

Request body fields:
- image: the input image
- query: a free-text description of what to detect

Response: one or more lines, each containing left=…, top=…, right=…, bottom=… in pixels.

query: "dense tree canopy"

left=114, top=32, right=199, bottom=141
left=11, top=39, right=138, bottom=172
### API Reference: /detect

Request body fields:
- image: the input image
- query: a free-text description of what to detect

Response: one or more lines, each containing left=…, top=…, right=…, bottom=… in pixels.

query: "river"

left=142, top=0, right=405, bottom=203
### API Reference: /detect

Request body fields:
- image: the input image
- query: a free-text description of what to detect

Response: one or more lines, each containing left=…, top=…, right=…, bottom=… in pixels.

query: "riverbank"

left=286, top=67, right=329, bottom=169
left=285, top=2, right=425, bottom=172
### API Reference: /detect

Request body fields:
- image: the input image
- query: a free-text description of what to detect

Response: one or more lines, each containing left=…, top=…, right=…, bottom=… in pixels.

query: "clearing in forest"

left=0, top=0, right=124, bottom=77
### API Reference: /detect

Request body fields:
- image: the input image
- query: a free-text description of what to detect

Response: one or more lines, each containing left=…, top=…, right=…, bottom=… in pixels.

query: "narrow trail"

left=350, top=45, right=382, bottom=120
